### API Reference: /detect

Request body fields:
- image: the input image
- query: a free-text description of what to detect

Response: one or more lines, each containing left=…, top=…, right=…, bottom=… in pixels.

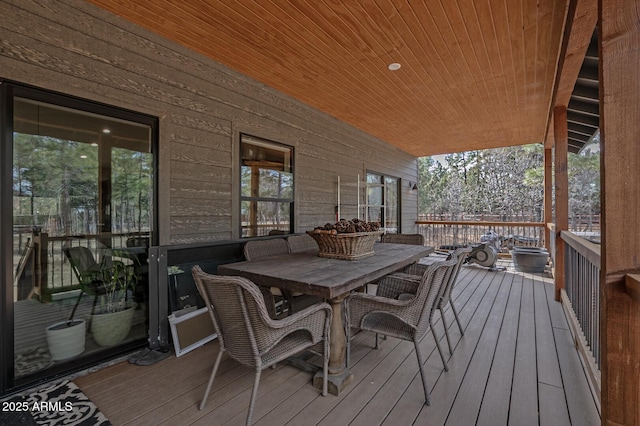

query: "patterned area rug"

left=0, top=380, right=110, bottom=426
left=14, top=348, right=53, bottom=378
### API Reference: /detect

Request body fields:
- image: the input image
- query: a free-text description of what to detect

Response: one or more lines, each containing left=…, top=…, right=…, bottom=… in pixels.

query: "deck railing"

left=14, top=231, right=147, bottom=302
left=415, top=220, right=545, bottom=252
left=559, top=230, right=601, bottom=406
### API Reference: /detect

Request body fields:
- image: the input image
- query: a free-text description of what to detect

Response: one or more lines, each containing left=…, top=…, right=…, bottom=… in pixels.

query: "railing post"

left=544, top=148, right=553, bottom=252
left=554, top=106, right=569, bottom=301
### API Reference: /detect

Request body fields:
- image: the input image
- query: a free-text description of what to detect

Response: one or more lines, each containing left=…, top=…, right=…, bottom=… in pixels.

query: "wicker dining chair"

left=243, top=239, right=292, bottom=318
left=380, top=233, right=425, bottom=245
left=287, top=234, right=319, bottom=254
left=404, top=246, right=472, bottom=353
left=192, top=266, right=332, bottom=426
left=345, top=257, right=458, bottom=405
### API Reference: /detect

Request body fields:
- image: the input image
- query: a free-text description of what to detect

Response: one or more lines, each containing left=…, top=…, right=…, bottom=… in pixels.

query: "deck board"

left=509, top=272, right=539, bottom=426
left=71, top=262, right=600, bottom=426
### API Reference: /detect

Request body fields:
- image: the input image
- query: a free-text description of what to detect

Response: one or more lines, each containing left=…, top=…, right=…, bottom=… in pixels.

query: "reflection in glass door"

left=7, top=85, right=156, bottom=390
left=366, top=172, right=399, bottom=232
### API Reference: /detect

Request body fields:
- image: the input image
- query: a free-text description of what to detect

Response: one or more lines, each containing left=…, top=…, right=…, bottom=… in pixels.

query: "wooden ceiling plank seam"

left=504, top=0, right=526, bottom=144
left=474, top=0, right=517, bottom=132
left=405, top=0, right=467, bottom=88
left=386, top=0, right=460, bottom=91
left=445, top=0, right=499, bottom=128
left=495, top=0, right=524, bottom=138
left=428, top=0, right=490, bottom=132
left=308, top=0, right=456, bottom=144
left=523, top=0, right=542, bottom=134
left=284, top=0, right=439, bottom=133
left=457, top=0, right=511, bottom=134
left=487, top=0, right=523, bottom=141
left=196, top=0, right=394, bottom=113
left=345, top=1, right=456, bottom=121
left=389, top=0, right=482, bottom=127
left=188, top=0, right=417, bottom=138
left=326, top=0, right=450, bottom=122
left=259, top=1, right=414, bottom=108
left=360, top=0, right=462, bottom=120
left=435, top=0, right=495, bottom=129
left=215, top=1, right=416, bottom=130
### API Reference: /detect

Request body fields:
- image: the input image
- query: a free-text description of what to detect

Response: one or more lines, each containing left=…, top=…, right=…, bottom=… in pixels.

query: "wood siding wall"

left=0, top=0, right=418, bottom=245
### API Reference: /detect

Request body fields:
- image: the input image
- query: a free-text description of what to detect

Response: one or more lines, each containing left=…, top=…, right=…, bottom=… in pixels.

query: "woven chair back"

left=192, top=266, right=271, bottom=367
left=413, top=257, right=458, bottom=339
left=287, top=234, right=319, bottom=254
left=440, top=247, right=472, bottom=305
left=243, top=239, right=290, bottom=261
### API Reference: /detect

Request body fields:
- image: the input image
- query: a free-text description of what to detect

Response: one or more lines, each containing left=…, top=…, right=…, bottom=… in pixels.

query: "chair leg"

left=440, top=308, right=454, bottom=354
left=199, top=350, right=223, bottom=410
left=375, top=333, right=379, bottom=349
left=431, top=322, right=449, bottom=372
left=413, top=338, right=431, bottom=406
left=246, top=368, right=262, bottom=426
left=451, top=302, right=464, bottom=336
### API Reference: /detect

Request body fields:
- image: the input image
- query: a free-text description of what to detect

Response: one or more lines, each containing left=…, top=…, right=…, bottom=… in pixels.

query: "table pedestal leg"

left=313, top=294, right=353, bottom=395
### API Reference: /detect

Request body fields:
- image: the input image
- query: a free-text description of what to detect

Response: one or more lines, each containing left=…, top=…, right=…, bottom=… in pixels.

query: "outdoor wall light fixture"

left=409, top=181, right=418, bottom=191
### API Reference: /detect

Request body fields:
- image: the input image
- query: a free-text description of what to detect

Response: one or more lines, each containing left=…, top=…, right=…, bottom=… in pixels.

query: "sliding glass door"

left=1, top=81, right=157, bottom=393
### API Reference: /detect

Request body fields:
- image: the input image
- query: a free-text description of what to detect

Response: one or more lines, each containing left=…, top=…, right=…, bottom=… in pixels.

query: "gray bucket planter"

left=511, top=247, right=549, bottom=273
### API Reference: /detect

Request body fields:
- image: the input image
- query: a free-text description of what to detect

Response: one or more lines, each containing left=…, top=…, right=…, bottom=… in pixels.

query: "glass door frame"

left=0, top=79, right=159, bottom=394
left=365, top=170, right=402, bottom=233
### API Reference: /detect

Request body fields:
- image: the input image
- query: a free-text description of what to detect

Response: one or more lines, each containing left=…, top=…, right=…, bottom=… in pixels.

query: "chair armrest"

left=345, top=292, right=411, bottom=332
left=253, top=302, right=332, bottom=353
left=376, top=273, right=421, bottom=299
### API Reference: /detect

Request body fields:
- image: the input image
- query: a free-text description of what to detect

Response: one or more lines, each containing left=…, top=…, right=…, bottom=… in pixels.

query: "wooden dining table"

left=217, top=242, right=434, bottom=395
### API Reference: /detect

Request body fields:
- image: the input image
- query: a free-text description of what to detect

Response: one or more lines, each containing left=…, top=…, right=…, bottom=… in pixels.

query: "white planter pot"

left=46, top=320, right=86, bottom=361
left=90, top=302, right=137, bottom=347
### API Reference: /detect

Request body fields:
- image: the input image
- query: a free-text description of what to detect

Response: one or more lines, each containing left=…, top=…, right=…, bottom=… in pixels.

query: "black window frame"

left=239, top=133, right=295, bottom=238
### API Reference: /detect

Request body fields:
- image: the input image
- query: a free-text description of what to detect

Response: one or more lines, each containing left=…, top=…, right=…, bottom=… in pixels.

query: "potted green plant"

left=89, top=261, right=139, bottom=347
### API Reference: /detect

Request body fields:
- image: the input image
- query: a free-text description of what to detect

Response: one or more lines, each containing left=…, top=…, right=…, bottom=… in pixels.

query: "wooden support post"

left=544, top=147, right=553, bottom=252
left=553, top=107, right=568, bottom=301
left=600, top=0, right=640, bottom=423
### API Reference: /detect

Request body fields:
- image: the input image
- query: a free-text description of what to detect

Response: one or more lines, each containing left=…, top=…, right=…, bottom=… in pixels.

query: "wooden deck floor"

left=75, top=261, right=600, bottom=425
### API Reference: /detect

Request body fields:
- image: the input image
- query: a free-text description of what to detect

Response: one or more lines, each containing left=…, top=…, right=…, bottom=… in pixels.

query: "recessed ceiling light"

left=102, top=128, right=111, bottom=134
left=388, top=63, right=401, bottom=71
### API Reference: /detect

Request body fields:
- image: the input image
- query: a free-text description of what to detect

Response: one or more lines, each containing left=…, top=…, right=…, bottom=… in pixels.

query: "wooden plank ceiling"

left=86, top=0, right=570, bottom=157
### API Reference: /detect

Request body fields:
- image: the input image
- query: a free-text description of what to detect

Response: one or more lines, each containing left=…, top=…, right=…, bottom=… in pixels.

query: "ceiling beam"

left=551, top=0, right=598, bottom=108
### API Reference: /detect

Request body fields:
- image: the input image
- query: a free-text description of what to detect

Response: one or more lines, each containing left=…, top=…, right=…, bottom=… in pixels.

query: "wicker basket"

left=306, top=230, right=383, bottom=260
